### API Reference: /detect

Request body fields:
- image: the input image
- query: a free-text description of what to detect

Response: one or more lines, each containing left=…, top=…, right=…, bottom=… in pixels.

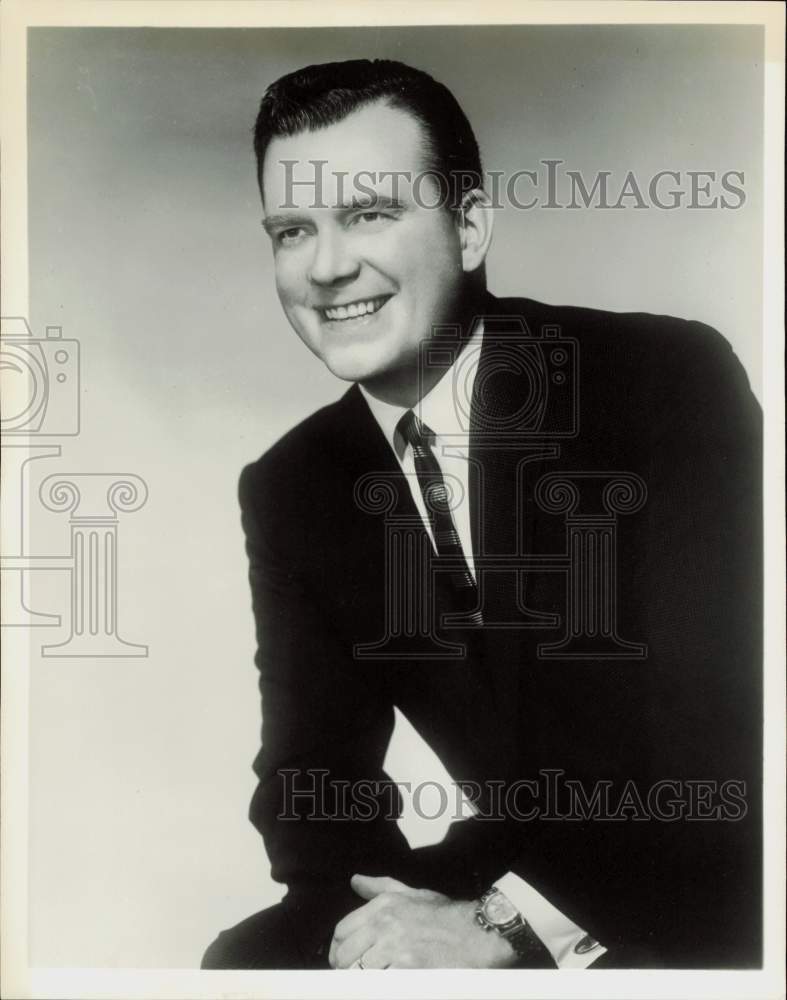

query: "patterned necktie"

left=397, top=409, right=481, bottom=623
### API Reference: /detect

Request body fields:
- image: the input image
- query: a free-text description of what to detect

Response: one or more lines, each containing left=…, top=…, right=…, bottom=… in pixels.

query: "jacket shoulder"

left=489, top=293, right=758, bottom=434
left=238, top=389, right=354, bottom=513
left=492, top=293, right=750, bottom=386
left=491, top=293, right=733, bottom=351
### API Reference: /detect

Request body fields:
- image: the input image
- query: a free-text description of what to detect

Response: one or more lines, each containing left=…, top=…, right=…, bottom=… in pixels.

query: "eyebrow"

left=344, top=194, right=406, bottom=212
left=261, top=213, right=310, bottom=236
left=261, top=195, right=406, bottom=235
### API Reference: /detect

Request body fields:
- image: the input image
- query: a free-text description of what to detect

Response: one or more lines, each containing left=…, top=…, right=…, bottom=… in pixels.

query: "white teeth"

left=323, top=297, right=386, bottom=321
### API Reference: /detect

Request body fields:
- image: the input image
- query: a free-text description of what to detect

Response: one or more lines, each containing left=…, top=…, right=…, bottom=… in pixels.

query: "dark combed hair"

left=253, top=58, right=483, bottom=210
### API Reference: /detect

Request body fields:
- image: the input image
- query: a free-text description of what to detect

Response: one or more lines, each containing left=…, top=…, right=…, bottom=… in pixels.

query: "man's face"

left=261, top=101, right=466, bottom=391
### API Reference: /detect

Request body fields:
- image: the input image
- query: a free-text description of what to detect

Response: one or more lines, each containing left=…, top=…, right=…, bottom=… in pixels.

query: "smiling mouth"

left=317, top=295, right=392, bottom=322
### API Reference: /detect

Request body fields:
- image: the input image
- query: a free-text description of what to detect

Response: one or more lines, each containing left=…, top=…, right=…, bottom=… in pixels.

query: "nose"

left=307, top=228, right=360, bottom=287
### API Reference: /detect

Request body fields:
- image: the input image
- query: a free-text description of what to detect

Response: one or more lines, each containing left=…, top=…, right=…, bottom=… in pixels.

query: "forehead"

left=261, top=101, right=430, bottom=210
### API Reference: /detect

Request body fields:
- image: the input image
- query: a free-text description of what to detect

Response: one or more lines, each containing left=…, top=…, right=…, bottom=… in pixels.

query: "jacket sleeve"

left=238, top=460, right=414, bottom=962
left=502, top=323, right=762, bottom=968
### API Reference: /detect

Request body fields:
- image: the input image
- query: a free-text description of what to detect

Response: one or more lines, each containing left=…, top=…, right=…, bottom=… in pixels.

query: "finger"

left=333, top=893, right=390, bottom=942
left=350, top=874, right=411, bottom=900
left=355, top=941, right=393, bottom=969
left=333, top=925, right=378, bottom=969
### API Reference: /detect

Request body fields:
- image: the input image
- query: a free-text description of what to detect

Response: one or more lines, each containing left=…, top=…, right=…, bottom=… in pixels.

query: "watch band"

left=475, top=886, right=544, bottom=960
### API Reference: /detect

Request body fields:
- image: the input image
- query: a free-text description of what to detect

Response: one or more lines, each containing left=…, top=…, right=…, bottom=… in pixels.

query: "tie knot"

left=397, top=410, right=434, bottom=449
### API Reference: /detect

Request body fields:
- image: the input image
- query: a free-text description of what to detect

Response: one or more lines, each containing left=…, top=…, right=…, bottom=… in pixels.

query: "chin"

left=321, top=344, right=396, bottom=385
left=323, top=357, right=385, bottom=384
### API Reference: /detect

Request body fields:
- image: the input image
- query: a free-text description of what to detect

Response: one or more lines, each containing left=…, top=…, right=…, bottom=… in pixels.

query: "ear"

left=457, top=189, right=494, bottom=274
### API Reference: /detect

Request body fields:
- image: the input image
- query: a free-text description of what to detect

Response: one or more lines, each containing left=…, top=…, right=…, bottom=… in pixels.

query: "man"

left=202, top=59, right=761, bottom=970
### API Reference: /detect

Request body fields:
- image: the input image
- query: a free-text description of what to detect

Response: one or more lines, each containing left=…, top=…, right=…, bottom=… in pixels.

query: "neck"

left=359, top=289, right=485, bottom=409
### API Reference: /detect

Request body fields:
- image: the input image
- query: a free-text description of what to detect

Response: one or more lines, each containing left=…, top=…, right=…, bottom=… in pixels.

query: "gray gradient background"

left=26, top=25, right=762, bottom=967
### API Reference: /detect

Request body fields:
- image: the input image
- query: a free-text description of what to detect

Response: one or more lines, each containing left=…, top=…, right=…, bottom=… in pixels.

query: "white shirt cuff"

left=495, top=871, right=607, bottom=969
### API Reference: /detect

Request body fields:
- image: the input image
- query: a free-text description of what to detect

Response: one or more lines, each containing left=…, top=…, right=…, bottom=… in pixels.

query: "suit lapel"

left=337, top=385, right=510, bottom=787
left=468, top=297, right=557, bottom=742
left=337, top=316, right=551, bottom=777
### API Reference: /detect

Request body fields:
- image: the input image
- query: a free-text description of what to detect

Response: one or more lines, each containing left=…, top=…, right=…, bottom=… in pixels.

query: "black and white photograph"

left=1, top=2, right=784, bottom=998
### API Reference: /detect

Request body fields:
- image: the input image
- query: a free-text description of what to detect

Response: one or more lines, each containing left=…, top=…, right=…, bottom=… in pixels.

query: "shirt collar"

left=359, top=321, right=484, bottom=461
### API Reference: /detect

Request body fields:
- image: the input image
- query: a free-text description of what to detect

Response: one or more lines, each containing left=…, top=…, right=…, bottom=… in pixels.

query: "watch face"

left=483, top=891, right=518, bottom=926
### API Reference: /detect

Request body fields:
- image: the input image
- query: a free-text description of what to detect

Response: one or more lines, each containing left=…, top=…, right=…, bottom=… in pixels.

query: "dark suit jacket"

left=238, top=293, right=762, bottom=969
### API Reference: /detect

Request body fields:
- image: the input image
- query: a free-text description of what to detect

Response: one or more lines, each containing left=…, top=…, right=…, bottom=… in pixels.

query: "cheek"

left=273, top=261, right=291, bottom=304
left=407, top=220, right=462, bottom=288
left=382, top=227, right=457, bottom=298
left=410, top=243, right=463, bottom=314
left=272, top=258, right=319, bottom=348
left=273, top=251, right=306, bottom=305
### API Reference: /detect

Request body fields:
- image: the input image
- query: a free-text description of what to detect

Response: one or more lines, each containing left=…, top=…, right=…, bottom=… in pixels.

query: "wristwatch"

left=474, top=886, right=544, bottom=960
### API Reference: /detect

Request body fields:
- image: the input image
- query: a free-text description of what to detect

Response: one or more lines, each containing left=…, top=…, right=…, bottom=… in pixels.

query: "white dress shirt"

left=359, top=323, right=606, bottom=969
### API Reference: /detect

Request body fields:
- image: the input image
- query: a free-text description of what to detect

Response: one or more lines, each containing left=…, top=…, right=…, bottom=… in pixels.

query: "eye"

left=349, top=211, right=393, bottom=229
left=276, top=226, right=308, bottom=246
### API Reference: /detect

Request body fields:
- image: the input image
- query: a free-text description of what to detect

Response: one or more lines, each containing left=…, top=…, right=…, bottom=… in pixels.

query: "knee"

left=200, top=902, right=298, bottom=970
left=200, top=930, right=230, bottom=970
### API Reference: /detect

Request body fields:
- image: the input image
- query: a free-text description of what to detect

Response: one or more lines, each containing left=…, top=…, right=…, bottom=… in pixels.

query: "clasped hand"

left=328, top=874, right=516, bottom=969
